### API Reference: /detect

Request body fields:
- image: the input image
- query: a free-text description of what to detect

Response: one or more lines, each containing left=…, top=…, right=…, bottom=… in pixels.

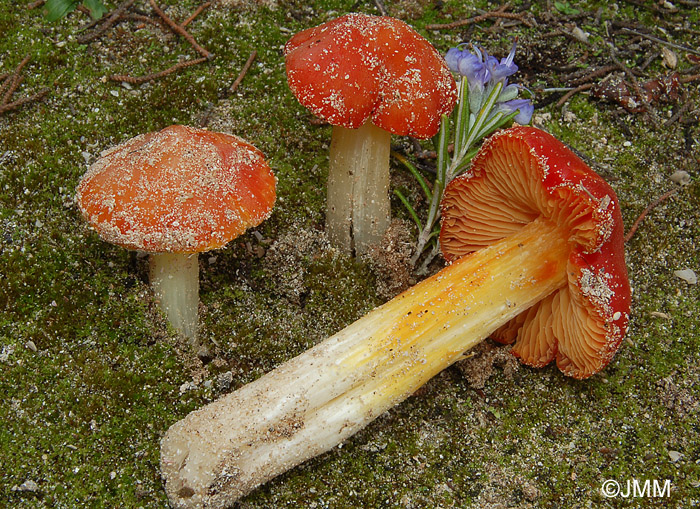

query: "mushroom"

left=284, top=13, right=457, bottom=256
left=160, top=127, right=630, bottom=507
left=440, top=126, right=630, bottom=377
left=76, top=125, right=276, bottom=342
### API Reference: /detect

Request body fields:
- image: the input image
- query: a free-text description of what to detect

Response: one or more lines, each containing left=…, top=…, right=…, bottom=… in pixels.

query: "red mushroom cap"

left=440, top=126, right=631, bottom=378
left=76, top=125, right=276, bottom=253
left=284, top=13, right=457, bottom=138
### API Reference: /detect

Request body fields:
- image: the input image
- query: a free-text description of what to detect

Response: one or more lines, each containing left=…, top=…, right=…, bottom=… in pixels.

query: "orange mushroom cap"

left=76, top=125, right=276, bottom=253
left=440, top=126, right=631, bottom=379
left=284, top=13, right=457, bottom=138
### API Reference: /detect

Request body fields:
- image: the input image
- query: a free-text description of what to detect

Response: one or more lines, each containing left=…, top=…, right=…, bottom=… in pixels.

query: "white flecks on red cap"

left=76, top=125, right=276, bottom=253
left=284, top=13, right=457, bottom=138
left=440, top=126, right=631, bottom=379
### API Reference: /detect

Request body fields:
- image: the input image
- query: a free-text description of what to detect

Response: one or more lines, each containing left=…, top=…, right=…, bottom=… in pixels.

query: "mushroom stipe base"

left=149, top=252, right=200, bottom=342
left=326, top=121, right=391, bottom=257
left=160, top=216, right=570, bottom=508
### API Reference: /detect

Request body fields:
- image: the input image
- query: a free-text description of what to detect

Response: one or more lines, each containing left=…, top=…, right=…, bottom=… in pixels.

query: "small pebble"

left=216, top=371, right=233, bottom=392
left=13, top=480, right=40, bottom=492
left=661, top=47, right=678, bottom=69
left=673, top=269, right=697, bottom=285
left=571, top=26, right=589, bottom=44
left=668, top=450, right=682, bottom=462
left=0, top=345, right=14, bottom=362
left=669, top=170, right=691, bottom=185
left=623, top=140, right=632, bottom=147
left=179, top=381, right=195, bottom=395
left=25, top=340, right=37, bottom=352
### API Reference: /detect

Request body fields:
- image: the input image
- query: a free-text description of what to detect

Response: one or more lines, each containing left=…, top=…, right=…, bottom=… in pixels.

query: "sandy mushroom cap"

left=284, top=13, right=457, bottom=138
left=76, top=125, right=276, bottom=253
left=440, top=126, right=631, bottom=379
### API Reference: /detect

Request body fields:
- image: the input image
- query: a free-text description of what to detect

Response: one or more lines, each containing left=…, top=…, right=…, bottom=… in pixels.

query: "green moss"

left=1, top=0, right=699, bottom=507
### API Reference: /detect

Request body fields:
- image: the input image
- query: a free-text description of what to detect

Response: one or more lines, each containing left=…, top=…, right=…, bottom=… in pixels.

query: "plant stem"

left=409, top=83, right=505, bottom=268
left=161, top=216, right=570, bottom=508
left=409, top=114, right=449, bottom=266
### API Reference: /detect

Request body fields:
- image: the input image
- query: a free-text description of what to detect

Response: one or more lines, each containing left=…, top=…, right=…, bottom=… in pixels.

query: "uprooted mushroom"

left=160, top=126, right=631, bottom=508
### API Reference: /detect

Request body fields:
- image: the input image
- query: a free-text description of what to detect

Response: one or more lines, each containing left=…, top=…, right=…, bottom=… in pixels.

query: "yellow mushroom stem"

left=326, top=120, right=391, bottom=257
left=160, top=216, right=570, bottom=508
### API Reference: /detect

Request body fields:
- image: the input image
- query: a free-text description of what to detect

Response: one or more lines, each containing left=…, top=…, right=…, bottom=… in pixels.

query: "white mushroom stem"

left=326, top=120, right=391, bottom=257
left=160, top=217, right=570, bottom=508
left=149, top=252, right=199, bottom=342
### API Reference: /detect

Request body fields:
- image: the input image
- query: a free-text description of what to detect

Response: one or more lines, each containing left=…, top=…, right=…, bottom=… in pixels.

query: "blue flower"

left=444, top=47, right=464, bottom=73
left=445, top=47, right=489, bottom=85
left=445, top=43, right=520, bottom=86
left=483, top=42, right=519, bottom=83
left=495, top=99, right=534, bottom=125
left=445, top=41, right=533, bottom=126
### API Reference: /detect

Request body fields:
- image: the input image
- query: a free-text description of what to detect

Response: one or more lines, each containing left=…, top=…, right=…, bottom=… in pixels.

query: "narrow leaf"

left=436, top=113, right=450, bottom=185
left=453, top=78, right=470, bottom=156
left=394, top=189, right=423, bottom=231
left=391, top=151, right=432, bottom=202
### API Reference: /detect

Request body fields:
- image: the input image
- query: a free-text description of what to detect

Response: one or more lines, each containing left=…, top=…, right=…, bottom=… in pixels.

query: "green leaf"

left=394, top=190, right=423, bottom=231
left=453, top=78, right=470, bottom=157
left=461, top=81, right=503, bottom=157
left=391, top=151, right=432, bottom=202
left=554, top=1, right=580, bottom=15
left=436, top=114, right=450, bottom=184
left=45, top=0, right=80, bottom=21
left=84, top=0, right=108, bottom=20
left=451, top=146, right=480, bottom=177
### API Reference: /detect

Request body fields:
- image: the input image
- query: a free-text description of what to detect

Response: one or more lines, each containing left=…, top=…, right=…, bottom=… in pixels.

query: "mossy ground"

left=1, top=0, right=698, bottom=507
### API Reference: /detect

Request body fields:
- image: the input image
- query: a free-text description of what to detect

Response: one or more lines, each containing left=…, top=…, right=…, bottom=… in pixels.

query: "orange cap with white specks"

left=76, top=125, right=276, bottom=253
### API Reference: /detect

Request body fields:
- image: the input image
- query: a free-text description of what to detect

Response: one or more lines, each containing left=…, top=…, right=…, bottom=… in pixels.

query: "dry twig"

left=1, top=55, right=31, bottom=106
left=150, top=0, right=213, bottom=59
left=556, top=82, right=595, bottom=107
left=373, top=0, right=388, bottom=16
left=565, top=65, right=618, bottom=86
left=116, top=12, right=163, bottom=28
left=228, top=51, right=257, bottom=94
left=0, top=89, right=49, bottom=114
left=427, top=4, right=534, bottom=30
left=110, top=57, right=208, bottom=84
left=77, top=0, right=135, bottom=43
left=75, top=1, right=214, bottom=85
left=624, top=188, right=678, bottom=243
left=0, top=55, right=49, bottom=115
left=181, top=1, right=210, bottom=28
